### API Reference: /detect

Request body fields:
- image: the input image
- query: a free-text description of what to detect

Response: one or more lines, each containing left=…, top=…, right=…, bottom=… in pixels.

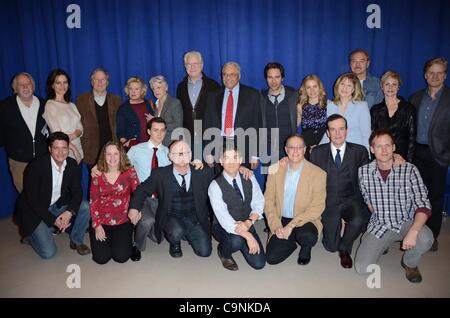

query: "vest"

left=215, top=173, right=252, bottom=223
left=169, top=174, right=196, bottom=218
left=265, top=97, right=292, bottom=158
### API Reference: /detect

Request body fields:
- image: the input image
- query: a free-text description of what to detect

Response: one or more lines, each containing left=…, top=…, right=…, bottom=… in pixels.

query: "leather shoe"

left=169, top=242, right=183, bottom=258
left=401, top=260, right=422, bottom=283
left=430, top=239, right=438, bottom=252
left=70, top=241, right=91, bottom=256
left=338, top=250, right=353, bottom=269
left=297, top=246, right=311, bottom=265
left=130, top=246, right=141, bottom=262
left=217, top=247, right=238, bottom=271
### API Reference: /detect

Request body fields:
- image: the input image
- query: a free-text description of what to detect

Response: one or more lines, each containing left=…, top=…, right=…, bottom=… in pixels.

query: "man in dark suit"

left=204, top=62, right=262, bottom=169
left=176, top=51, right=220, bottom=157
left=410, top=57, right=450, bottom=251
left=128, top=140, right=214, bottom=258
left=15, top=132, right=91, bottom=259
left=0, top=72, right=48, bottom=192
left=310, top=114, right=369, bottom=268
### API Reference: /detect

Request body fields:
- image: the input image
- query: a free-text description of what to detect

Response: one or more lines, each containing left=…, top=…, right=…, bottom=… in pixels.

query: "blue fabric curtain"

left=1, top=0, right=449, bottom=217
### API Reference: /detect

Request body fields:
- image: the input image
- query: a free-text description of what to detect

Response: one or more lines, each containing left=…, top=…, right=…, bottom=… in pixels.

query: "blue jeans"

left=29, top=200, right=90, bottom=259
left=213, top=222, right=266, bottom=269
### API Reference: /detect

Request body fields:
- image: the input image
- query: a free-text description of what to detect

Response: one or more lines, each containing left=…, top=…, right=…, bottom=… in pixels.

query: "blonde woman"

left=320, top=72, right=371, bottom=152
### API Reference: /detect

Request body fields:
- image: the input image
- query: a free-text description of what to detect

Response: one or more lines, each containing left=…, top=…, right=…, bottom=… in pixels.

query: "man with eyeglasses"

left=128, top=140, right=215, bottom=258
left=176, top=51, right=220, bottom=154
left=309, top=114, right=369, bottom=269
left=356, top=129, right=433, bottom=283
left=76, top=68, right=122, bottom=168
left=264, top=134, right=326, bottom=266
left=204, top=61, right=262, bottom=169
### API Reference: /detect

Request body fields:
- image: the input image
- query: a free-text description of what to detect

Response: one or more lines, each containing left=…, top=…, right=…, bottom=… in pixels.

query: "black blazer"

left=309, top=142, right=369, bottom=205
left=371, top=97, right=416, bottom=162
left=204, top=83, right=262, bottom=164
left=15, top=154, right=83, bottom=237
left=409, top=86, right=450, bottom=167
left=0, top=94, right=48, bottom=162
left=129, top=165, right=215, bottom=243
left=176, top=73, right=220, bottom=139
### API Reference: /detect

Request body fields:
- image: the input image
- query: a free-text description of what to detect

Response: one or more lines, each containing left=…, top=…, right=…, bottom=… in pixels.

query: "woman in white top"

left=320, top=72, right=371, bottom=152
left=43, top=69, right=83, bottom=163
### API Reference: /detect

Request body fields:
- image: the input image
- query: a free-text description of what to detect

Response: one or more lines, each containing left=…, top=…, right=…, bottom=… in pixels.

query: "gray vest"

left=215, top=173, right=252, bottom=222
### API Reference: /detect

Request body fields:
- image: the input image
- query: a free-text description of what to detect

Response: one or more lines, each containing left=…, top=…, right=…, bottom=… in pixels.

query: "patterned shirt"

left=90, top=167, right=139, bottom=228
left=301, top=103, right=327, bottom=130
left=358, top=161, right=431, bottom=239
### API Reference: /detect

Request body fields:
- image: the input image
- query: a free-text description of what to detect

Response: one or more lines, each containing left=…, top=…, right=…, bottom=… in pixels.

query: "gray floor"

left=1, top=215, right=449, bottom=298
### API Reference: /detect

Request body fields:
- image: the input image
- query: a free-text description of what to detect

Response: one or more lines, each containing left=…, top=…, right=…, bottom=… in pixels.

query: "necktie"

left=224, top=90, right=233, bottom=136
left=179, top=174, right=187, bottom=192
left=272, top=94, right=279, bottom=107
left=335, top=148, right=342, bottom=169
left=151, top=147, right=158, bottom=170
left=232, top=178, right=243, bottom=201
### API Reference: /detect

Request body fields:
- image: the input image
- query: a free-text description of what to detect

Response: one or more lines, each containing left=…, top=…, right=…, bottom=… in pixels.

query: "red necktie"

left=151, top=147, right=158, bottom=198
left=224, top=90, right=233, bottom=136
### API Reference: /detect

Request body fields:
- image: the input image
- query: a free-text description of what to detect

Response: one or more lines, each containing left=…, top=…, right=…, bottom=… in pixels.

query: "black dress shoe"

left=338, top=250, right=353, bottom=269
left=169, top=242, right=183, bottom=258
left=217, top=247, right=239, bottom=271
left=297, top=246, right=311, bottom=266
left=297, top=256, right=311, bottom=265
left=130, top=246, right=141, bottom=262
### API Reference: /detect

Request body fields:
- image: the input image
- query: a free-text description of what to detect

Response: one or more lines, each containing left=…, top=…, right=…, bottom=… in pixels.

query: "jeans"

left=29, top=200, right=90, bottom=259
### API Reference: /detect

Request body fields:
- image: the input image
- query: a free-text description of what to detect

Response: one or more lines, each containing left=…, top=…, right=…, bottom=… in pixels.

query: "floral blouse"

left=90, top=167, right=139, bottom=228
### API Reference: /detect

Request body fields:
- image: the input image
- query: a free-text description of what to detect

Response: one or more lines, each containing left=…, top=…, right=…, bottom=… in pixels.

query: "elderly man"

left=356, top=129, right=433, bottom=283
left=264, top=134, right=326, bottom=266
left=0, top=72, right=48, bottom=192
left=76, top=68, right=122, bottom=167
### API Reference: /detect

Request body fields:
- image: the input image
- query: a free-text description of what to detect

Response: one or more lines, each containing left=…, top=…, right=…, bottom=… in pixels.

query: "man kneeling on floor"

left=356, top=129, right=433, bottom=283
left=15, top=132, right=91, bottom=259
left=208, top=146, right=266, bottom=271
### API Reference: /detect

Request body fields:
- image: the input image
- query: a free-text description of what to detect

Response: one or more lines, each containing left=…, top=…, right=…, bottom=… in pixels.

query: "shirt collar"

left=50, top=156, right=67, bottom=173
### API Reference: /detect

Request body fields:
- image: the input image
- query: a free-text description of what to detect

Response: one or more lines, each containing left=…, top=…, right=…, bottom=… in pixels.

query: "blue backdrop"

left=1, top=0, right=450, bottom=217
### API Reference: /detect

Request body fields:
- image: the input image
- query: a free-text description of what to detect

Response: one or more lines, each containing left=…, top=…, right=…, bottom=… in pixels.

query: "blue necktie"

left=232, top=178, right=243, bottom=201
left=335, top=149, right=342, bottom=169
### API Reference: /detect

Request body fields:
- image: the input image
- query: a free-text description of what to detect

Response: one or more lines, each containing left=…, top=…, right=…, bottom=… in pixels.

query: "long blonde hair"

left=297, top=74, right=327, bottom=110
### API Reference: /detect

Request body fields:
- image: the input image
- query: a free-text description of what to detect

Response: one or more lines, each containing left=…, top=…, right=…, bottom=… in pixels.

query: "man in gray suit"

left=410, top=57, right=450, bottom=251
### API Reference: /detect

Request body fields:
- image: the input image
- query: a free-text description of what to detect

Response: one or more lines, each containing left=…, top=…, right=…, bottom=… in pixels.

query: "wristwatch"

left=247, top=218, right=255, bottom=225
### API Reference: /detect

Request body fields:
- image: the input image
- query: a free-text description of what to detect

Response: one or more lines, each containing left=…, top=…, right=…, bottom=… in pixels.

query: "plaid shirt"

left=358, top=161, right=431, bottom=238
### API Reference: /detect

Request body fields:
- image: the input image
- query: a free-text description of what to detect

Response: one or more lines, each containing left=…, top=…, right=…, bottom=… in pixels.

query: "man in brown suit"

left=264, top=134, right=326, bottom=266
left=76, top=68, right=122, bottom=166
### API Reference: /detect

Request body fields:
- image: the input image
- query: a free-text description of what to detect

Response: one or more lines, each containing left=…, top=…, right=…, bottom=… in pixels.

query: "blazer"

left=264, top=160, right=326, bottom=239
left=204, top=83, right=262, bottom=164
left=260, top=85, right=298, bottom=133
left=309, top=142, right=369, bottom=205
left=15, top=154, right=83, bottom=237
left=129, top=165, right=215, bottom=243
left=116, top=99, right=154, bottom=143
left=371, top=97, right=416, bottom=162
left=156, top=94, right=183, bottom=147
left=409, top=86, right=450, bottom=167
left=176, top=74, right=221, bottom=140
left=0, top=95, right=48, bottom=162
left=76, top=92, right=122, bottom=165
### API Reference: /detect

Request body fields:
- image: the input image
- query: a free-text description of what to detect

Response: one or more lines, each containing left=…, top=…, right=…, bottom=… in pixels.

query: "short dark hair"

left=264, top=62, right=285, bottom=79
left=349, top=48, right=370, bottom=62
left=219, top=144, right=242, bottom=159
left=326, top=114, right=348, bottom=130
left=147, top=117, right=167, bottom=130
left=284, top=134, right=305, bottom=147
left=47, top=131, right=70, bottom=148
left=369, top=129, right=395, bottom=146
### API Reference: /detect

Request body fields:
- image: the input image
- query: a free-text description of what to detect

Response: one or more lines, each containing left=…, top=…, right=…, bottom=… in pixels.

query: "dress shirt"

left=16, top=95, right=40, bottom=138
left=173, top=167, right=191, bottom=191
left=127, top=140, right=170, bottom=182
left=221, top=83, right=240, bottom=136
left=50, top=156, right=67, bottom=206
left=330, top=142, right=347, bottom=162
left=188, top=75, right=203, bottom=107
left=282, top=161, right=304, bottom=218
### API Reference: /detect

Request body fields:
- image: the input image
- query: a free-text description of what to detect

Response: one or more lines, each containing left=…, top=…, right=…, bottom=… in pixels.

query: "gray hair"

left=183, top=51, right=203, bottom=65
left=149, top=75, right=169, bottom=89
left=90, top=67, right=110, bottom=82
left=222, top=61, right=241, bottom=77
left=12, top=72, right=35, bottom=93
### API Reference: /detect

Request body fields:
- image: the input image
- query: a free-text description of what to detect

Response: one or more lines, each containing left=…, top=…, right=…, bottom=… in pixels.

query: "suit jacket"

left=309, top=142, right=369, bottom=206
left=264, top=160, right=326, bottom=239
left=204, top=83, right=262, bottom=164
left=15, top=154, right=83, bottom=237
left=129, top=165, right=215, bottom=243
left=409, top=86, right=450, bottom=167
left=0, top=95, right=48, bottom=162
left=176, top=74, right=220, bottom=141
left=156, top=94, right=183, bottom=147
left=76, top=92, right=122, bottom=165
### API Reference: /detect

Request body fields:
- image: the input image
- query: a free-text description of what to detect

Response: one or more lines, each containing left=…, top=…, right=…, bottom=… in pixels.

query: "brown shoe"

left=70, top=241, right=91, bottom=256
left=217, top=248, right=238, bottom=271
left=430, top=239, right=438, bottom=252
left=338, top=250, right=353, bottom=269
left=401, top=260, right=422, bottom=283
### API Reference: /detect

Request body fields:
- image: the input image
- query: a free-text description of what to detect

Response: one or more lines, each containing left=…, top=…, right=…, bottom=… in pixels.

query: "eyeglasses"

left=222, top=73, right=239, bottom=78
left=170, top=151, right=191, bottom=158
left=286, top=146, right=305, bottom=151
left=185, top=63, right=202, bottom=68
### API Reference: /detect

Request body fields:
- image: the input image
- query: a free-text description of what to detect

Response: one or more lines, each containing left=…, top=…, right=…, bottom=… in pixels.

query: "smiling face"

left=381, top=76, right=400, bottom=98
left=285, top=136, right=306, bottom=165
left=185, top=53, right=203, bottom=80
left=169, top=141, right=192, bottom=168
left=266, top=68, right=283, bottom=92
left=128, top=82, right=144, bottom=102
left=91, top=70, right=108, bottom=95
left=151, top=81, right=168, bottom=100
left=326, top=117, right=348, bottom=148
left=222, top=64, right=240, bottom=90
left=52, top=74, right=69, bottom=99
left=15, top=74, right=35, bottom=101
left=220, top=149, right=242, bottom=177
left=337, top=77, right=355, bottom=99
left=305, top=79, right=320, bottom=102
left=370, top=134, right=395, bottom=165
left=350, top=51, right=369, bottom=79
left=49, top=139, right=69, bottom=166
left=105, top=144, right=120, bottom=170
left=425, top=63, right=447, bottom=90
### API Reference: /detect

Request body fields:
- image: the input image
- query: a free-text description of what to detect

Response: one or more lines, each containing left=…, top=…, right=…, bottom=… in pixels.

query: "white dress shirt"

left=50, top=156, right=67, bottom=206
